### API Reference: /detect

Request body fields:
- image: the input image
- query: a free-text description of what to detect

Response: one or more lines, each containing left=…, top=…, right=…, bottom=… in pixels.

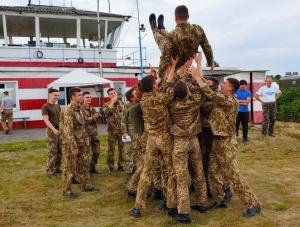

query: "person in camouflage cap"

left=191, top=53, right=261, bottom=218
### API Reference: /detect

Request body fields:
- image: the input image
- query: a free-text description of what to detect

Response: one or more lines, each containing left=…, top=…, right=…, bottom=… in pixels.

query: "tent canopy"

left=47, top=69, right=113, bottom=89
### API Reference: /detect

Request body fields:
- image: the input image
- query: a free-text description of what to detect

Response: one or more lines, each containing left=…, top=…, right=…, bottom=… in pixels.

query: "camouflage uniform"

left=262, top=102, right=277, bottom=135
left=168, top=85, right=208, bottom=214
left=81, top=104, right=100, bottom=171
left=41, top=103, right=62, bottom=175
left=134, top=84, right=177, bottom=210
left=152, top=23, right=214, bottom=77
left=60, top=104, right=93, bottom=194
left=201, top=85, right=259, bottom=209
left=102, top=100, right=125, bottom=169
left=121, top=102, right=136, bottom=174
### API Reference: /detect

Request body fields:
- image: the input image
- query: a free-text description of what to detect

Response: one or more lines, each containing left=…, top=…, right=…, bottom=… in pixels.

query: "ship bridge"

left=0, top=4, right=133, bottom=67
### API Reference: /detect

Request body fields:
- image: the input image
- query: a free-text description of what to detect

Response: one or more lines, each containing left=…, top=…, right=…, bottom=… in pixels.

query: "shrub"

left=277, top=87, right=300, bottom=122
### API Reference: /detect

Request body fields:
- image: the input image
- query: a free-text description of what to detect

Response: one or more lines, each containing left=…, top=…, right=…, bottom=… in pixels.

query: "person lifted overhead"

left=149, top=5, right=214, bottom=78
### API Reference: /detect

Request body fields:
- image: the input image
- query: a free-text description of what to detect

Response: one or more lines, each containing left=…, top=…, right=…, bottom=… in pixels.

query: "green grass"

left=0, top=122, right=300, bottom=226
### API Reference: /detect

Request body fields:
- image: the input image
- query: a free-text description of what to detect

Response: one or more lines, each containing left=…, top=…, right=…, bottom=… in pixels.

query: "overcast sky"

left=2, top=0, right=300, bottom=76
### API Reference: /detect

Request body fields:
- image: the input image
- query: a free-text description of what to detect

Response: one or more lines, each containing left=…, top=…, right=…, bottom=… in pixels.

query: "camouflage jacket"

left=81, top=104, right=99, bottom=136
left=140, top=83, right=174, bottom=134
left=159, top=22, right=214, bottom=76
left=168, top=86, right=202, bottom=136
left=201, top=85, right=238, bottom=137
left=102, top=100, right=124, bottom=132
left=60, top=103, right=88, bottom=150
left=121, top=101, right=134, bottom=135
left=200, top=85, right=219, bottom=129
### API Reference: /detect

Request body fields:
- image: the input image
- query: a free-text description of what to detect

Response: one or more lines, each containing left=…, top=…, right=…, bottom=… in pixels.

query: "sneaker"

left=47, top=173, right=56, bottom=178
left=243, top=204, right=261, bottom=217
left=108, top=167, right=114, bottom=174
left=261, top=134, right=266, bottom=138
left=129, top=208, right=140, bottom=218
left=243, top=139, right=249, bottom=145
left=85, top=187, right=100, bottom=192
left=63, top=193, right=78, bottom=198
left=268, top=133, right=276, bottom=137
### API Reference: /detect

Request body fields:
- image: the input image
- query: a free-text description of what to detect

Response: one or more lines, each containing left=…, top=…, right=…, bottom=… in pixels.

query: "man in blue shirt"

left=235, top=80, right=252, bottom=145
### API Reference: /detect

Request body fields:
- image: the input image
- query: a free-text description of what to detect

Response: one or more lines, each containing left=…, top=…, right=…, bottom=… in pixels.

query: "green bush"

left=277, top=87, right=300, bottom=122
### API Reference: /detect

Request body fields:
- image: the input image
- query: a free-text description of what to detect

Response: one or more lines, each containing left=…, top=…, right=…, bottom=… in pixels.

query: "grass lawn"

left=0, top=122, right=300, bottom=227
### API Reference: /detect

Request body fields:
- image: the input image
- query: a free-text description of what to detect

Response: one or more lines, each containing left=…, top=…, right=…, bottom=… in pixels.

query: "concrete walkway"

left=0, top=124, right=108, bottom=143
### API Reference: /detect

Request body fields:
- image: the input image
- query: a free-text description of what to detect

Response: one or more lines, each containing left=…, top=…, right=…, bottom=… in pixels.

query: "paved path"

left=0, top=124, right=108, bottom=144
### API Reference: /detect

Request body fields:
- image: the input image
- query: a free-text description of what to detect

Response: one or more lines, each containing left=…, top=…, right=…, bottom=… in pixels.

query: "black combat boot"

left=157, top=14, right=165, bottom=29
left=149, top=13, right=157, bottom=30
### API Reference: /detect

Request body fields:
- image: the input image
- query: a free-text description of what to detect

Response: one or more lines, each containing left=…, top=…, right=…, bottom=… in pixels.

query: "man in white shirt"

left=254, top=77, right=282, bottom=138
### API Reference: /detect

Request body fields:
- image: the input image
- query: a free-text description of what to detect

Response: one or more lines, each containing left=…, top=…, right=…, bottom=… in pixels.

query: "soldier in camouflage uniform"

left=122, top=87, right=137, bottom=180
left=199, top=78, right=218, bottom=192
left=129, top=70, right=177, bottom=218
left=149, top=5, right=214, bottom=78
left=82, top=91, right=101, bottom=174
left=41, top=89, right=62, bottom=178
left=60, top=87, right=99, bottom=198
left=102, top=88, right=125, bottom=173
left=192, top=54, right=261, bottom=217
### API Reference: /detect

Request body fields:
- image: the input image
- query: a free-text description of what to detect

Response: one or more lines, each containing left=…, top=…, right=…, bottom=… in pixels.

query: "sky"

left=1, top=0, right=300, bottom=76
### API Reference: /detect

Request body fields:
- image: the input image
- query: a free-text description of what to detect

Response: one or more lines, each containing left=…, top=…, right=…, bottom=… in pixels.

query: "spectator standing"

left=0, top=91, right=14, bottom=135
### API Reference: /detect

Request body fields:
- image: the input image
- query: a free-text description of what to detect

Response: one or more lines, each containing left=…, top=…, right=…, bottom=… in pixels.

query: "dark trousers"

left=236, top=112, right=249, bottom=140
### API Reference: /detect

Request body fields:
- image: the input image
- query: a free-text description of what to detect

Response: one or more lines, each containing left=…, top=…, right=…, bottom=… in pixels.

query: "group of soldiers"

left=40, top=4, right=261, bottom=224
left=124, top=5, right=261, bottom=224
left=42, top=88, right=100, bottom=198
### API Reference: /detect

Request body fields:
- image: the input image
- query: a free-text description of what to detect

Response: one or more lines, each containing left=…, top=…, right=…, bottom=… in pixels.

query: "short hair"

left=48, top=88, right=58, bottom=94
left=125, top=88, right=134, bottom=102
left=174, top=81, right=187, bottom=99
left=107, top=88, right=115, bottom=95
left=175, top=5, right=189, bottom=20
left=266, top=76, right=273, bottom=81
left=83, top=91, right=91, bottom=96
left=239, top=80, right=247, bottom=85
left=227, top=78, right=240, bottom=92
left=207, top=77, right=219, bottom=86
left=140, top=75, right=156, bottom=93
left=68, top=87, right=81, bottom=99
left=3, top=91, right=9, bottom=95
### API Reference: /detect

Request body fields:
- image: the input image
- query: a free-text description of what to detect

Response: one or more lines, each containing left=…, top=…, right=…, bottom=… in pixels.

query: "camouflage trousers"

left=1, top=109, right=13, bottom=132
left=209, top=136, right=258, bottom=209
left=107, top=130, right=125, bottom=168
left=134, top=132, right=177, bottom=209
left=62, top=144, right=92, bottom=194
left=45, top=128, right=62, bottom=175
left=173, top=135, right=208, bottom=214
left=262, top=102, right=277, bottom=135
left=152, top=28, right=170, bottom=78
left=89, top=135, right=100, bottom=170
left=124, top=133, right=138, bottom=173
left=128, top=133, right=162, bottom=193
left=198, top=128, right=213, bottom=193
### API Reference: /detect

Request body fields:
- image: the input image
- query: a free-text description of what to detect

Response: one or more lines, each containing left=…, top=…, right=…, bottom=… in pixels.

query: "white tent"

left=47, top=69, right=113, bottom=89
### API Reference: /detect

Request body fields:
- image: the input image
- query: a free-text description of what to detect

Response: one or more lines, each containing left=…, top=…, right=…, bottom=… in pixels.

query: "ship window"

left=0, top=82, right=18, bottom=109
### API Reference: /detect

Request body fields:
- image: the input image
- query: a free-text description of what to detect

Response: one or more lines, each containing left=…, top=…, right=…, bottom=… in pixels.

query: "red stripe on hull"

left=20, top=99, right=47, bottom=110
left=1, top=78, right=57, bottom=89
left=0, top=61, right=116, bottom=68
left=107, top=78, right=139, bottom=87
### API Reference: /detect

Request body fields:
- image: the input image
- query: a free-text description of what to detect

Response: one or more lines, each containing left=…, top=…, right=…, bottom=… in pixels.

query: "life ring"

left=36, top=50, right=43, bottom=58
left=78, top=57, right=84, bottom=63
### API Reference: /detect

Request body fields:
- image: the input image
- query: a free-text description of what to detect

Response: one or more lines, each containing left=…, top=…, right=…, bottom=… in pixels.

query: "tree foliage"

left=277, top=87, right=300, bottom=122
